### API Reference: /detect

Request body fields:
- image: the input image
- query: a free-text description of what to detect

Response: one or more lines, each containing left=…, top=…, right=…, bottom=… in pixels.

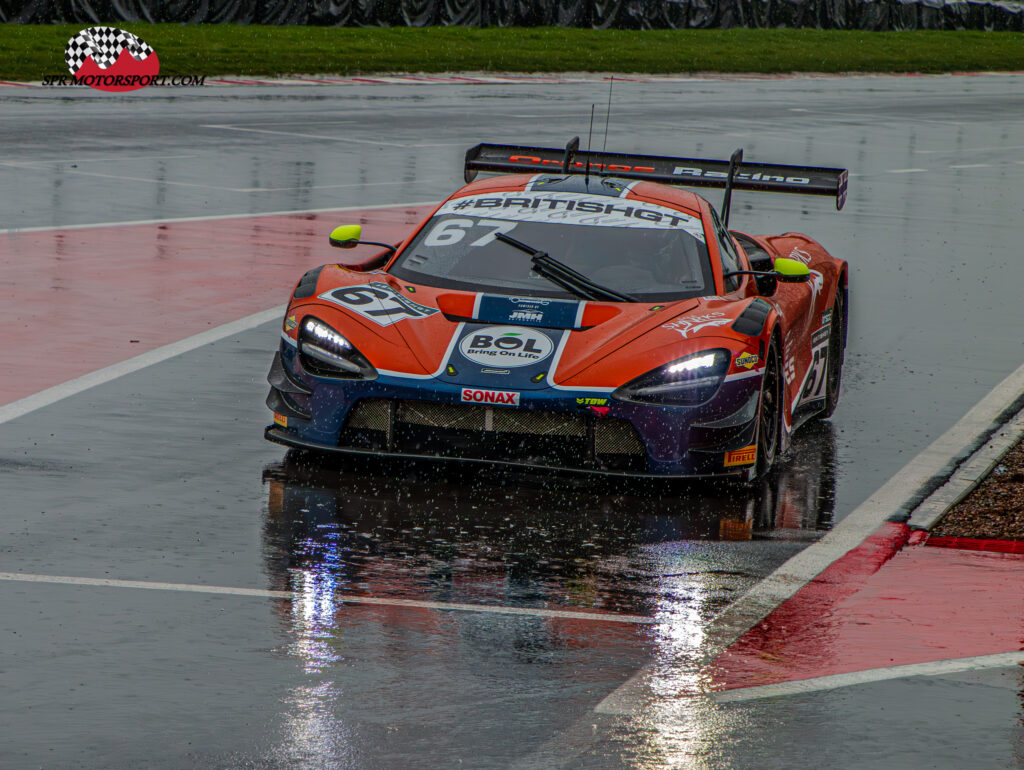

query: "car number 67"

left=424, top=218, right=518, bottom=247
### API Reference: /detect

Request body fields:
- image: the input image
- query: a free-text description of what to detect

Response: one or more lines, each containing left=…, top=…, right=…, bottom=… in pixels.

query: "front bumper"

left=265, top=344, right=763, bottom=479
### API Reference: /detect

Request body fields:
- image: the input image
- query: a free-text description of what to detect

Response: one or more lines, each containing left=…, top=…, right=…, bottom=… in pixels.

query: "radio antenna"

left=602, top=75, right=613, bottom=152
left=585, top=103, right=595, bottom=184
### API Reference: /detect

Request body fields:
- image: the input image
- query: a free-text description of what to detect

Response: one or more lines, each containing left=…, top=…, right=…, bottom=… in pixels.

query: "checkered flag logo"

left=65, top=27, right=155, bottom=76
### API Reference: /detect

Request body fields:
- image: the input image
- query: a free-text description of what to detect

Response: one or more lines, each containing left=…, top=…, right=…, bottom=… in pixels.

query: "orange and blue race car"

left=265, top=141, right=849, bottom=480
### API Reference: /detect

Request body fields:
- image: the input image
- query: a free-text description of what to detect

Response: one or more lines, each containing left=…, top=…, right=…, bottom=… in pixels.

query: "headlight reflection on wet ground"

left=289, top=565, right=344, bottom=673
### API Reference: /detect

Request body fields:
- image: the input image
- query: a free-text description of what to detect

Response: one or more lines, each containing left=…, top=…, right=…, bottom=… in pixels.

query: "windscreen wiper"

left=494, top=232, right=636, bottom=303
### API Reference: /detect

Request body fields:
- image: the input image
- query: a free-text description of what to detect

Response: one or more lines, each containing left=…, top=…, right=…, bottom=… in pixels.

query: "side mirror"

left=773, top=257, right=810, bottom=283
left=328, top=224, right=398, bottom=272
left=329, top=224, right=362, bottom=249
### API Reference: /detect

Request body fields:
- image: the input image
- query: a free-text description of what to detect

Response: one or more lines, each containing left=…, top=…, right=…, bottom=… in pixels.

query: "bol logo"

left=65, top=27, right=159, bottom=93
left=459, top=326, right=554, bottom=368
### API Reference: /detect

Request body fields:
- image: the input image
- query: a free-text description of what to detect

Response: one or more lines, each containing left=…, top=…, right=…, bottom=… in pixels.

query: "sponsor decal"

left=459, top=325, right=554, bottom=368
left=436, top=192, right=705, bottom=240
left=811, top=325, right=831, bottom=348
left=724, top=444, right=758, bottom=467
left=510, top=311, right=543, bottom=322
left=284, top=315, right=298, bottom=332
left=735, top=352, right=759, bottom=370
left=481, top=368, right=511, bottom=375
left=477, top=295, right=581, bottom=329
left=784, top=357, right=796, bottom=385
left=821, top=308, right=833, bottom=326
left=273, top=413, right=288, bottom=428
left=461, top=388, right=520, bottom=406
left=575, top=397, right=609, bottom=406
left=786, top=247, right=813, bottom=264
left=808, top=269, right=824, bottom=304
left=320, top=281, right=438, bottom=327
left=663, top=311, right=732, bottom=339
left=674, top=167, right=811, bottom=186
left=508, top=154, right=658, bottom=175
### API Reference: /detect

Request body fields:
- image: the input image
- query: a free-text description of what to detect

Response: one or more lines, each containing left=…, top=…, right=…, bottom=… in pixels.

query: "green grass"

left=2, top=24, right=1023, bottom=81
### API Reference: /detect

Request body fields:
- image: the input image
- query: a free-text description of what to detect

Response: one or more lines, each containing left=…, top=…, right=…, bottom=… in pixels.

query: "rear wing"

left=464, top=141, right=849, bottom=212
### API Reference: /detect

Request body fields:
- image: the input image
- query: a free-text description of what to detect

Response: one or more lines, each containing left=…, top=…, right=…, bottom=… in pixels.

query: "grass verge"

left=2, top=25, right=1023, bottom=81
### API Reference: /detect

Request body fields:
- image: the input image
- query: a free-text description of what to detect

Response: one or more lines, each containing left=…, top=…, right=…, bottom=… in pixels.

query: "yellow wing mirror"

left=327, top=224, right=398, bottom=271
left=773, top=257, right=811, bottom=283
left=329, top=224, right=363, bottom=249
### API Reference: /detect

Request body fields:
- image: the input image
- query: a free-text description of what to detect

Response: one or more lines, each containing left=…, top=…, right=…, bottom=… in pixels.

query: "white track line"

left=0, top=200, right=435, bottom=235
left=0, top=572, right=654, bottom=625
left=0, top=306, right=284, bottom=426
left=708, top=651, right=1024, bottom=703
left=596, top=358, right=1024, bottom=715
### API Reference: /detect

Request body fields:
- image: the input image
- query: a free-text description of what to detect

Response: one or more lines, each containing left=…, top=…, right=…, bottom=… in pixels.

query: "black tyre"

left=755, top=340, right=782, bottom=479
left=817, top=289, right=846, bottom=420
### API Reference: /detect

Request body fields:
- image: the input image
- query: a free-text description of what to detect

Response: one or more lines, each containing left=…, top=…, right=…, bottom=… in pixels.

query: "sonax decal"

left=461, top=388, right=520, bottom=406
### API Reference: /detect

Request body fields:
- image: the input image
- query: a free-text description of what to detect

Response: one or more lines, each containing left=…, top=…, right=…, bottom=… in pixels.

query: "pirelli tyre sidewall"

left=755, top=338, right=782, bottom=479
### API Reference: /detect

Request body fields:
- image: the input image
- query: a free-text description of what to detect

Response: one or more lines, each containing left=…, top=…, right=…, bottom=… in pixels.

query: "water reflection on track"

left=261, top=421, right=838, bottom=620
left=259, top=420, right=837, bottom=765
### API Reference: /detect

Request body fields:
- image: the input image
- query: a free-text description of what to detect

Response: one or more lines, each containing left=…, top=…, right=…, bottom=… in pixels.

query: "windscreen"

left=389, top=191, right=714, bottom=301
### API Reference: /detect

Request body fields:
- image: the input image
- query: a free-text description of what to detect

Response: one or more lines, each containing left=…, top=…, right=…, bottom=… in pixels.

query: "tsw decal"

left=320, top=282, right=438, bottom=327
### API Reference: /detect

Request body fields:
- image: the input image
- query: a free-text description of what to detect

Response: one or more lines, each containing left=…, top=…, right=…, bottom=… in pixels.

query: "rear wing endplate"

left=464, top=142, right=849, bottom=211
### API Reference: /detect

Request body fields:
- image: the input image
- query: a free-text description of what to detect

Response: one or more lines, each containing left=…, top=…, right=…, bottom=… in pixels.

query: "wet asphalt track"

left=2, top=75, right=1023, bottom=768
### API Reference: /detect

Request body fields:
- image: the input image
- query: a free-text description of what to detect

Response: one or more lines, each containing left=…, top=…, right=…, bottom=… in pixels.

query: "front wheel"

left=754, top=340, right=782, bottom=479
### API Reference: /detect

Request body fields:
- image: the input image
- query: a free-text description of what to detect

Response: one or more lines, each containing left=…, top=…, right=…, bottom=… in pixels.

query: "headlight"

left=612, top=349, right=730, bottom=406
left=298, top=317, right=378, bottom=380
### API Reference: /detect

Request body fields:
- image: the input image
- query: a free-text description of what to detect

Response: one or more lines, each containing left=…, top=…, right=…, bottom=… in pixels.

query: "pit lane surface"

left=2, top=75, right=1023, bottom=768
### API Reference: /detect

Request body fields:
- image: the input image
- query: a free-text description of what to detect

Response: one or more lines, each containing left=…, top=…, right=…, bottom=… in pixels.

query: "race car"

left=265, top=140, right=849, bottom=480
